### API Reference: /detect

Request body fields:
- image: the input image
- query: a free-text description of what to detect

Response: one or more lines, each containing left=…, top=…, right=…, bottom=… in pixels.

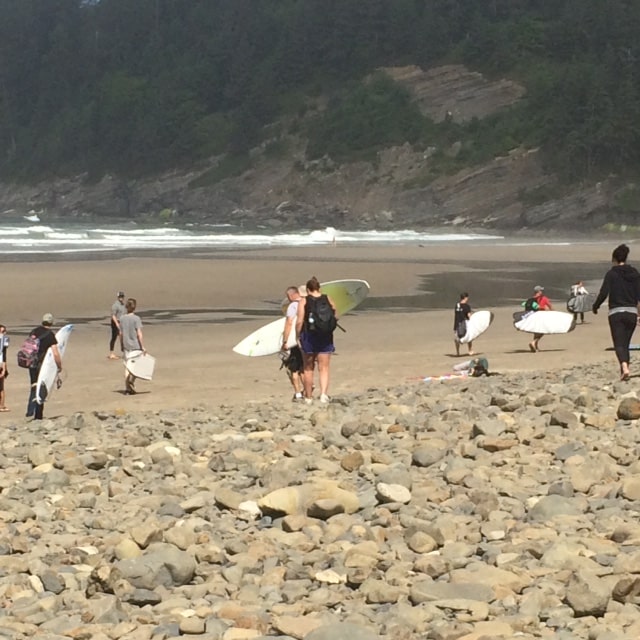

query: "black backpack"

left=523, top=297, right=539, bottom=312
left=305, top=295, right=337, bottom=334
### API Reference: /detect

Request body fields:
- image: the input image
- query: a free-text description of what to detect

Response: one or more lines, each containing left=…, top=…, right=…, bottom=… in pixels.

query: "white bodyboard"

left=125, top=351, right=156, bottom=380
left=514, top=310, right=576, bottom=335
left=460, top=310, right=494, bottom=343
left=35, top=324, right=73, bottom=405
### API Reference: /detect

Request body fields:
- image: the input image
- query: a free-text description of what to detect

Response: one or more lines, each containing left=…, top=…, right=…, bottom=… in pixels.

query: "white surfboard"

left=234, top=279, right=370, bottom=357
left=460, top=310, right=494, bottom=343
left=124, top=350, right=156, bottom=380
left=514, top=310, right=576, bottom=335
left=35, top=324, right=73, bottom=405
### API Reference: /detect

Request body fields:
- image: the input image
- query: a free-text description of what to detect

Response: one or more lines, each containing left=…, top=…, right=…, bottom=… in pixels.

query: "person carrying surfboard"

left=593, top=243, right=640, bottom=381
left=528, top=286, right=552, bottom=352
left=453, top=293, right=474, bottom=357
left=120, top=298, right=146, bottom=395
left=21, top=313, right=62, bottom=420
left=281, top=286, right=304, bottom=401
left=296, top=276, right=337, bottom=404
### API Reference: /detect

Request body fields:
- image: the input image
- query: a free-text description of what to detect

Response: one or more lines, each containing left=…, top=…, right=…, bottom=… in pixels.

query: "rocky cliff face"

left=0, top=65, right=624, bottom=232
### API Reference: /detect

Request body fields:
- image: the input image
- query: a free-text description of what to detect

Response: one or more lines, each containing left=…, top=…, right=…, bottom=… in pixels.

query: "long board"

left=234, top=279, right=370, bottom=357
left=35, top=324, right=73, bottom=405
left=124, top=350, right=156, bottom=381
left=514, top=310, right=576, bottom=335
left=460, top=310, right=494, bottom=344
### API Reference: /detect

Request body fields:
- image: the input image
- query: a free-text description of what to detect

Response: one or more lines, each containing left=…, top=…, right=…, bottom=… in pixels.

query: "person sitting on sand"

left=593, top=243, right=640, bottom=381
left=453, top=292, right=473, bottom=357
left=529, top=285, right=552, bottom=353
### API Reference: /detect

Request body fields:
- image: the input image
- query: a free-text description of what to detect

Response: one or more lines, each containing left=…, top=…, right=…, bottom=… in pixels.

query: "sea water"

left=0, top=222, right=506, bottom=256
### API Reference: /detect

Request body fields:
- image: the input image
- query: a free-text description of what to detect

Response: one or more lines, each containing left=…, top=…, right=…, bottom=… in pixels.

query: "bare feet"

left=528, top=342, right=537, bottom=353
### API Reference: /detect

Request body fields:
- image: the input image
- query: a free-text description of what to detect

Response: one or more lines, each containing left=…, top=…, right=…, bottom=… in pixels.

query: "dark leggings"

left=27, top=367, right=43, bottom=420
left=608, top=312, right=637, bottom=365
left=109, top=320, right=119, bottom=351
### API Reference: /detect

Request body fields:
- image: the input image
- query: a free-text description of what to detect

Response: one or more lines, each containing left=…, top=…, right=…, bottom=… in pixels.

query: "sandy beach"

left=0, top=240, right=627, bottom=418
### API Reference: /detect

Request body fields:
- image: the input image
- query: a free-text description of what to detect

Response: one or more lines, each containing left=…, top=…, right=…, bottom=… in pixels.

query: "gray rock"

left=527, top=495, right=585, bottom=522
left=115, top=545, right=196, bottom=589
left=565, top=572, right=610, bottom=617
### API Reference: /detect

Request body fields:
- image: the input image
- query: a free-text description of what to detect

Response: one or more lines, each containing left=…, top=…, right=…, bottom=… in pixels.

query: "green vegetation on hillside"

left=0, top=0, right=639, bottom=183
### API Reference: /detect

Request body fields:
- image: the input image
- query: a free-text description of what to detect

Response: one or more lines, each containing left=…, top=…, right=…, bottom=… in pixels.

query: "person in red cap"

left=529, top=285, right=552, bottom=352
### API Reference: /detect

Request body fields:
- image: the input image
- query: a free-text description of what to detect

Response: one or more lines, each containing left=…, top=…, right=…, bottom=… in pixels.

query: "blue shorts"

left=300, top=331, right=335, bottom=355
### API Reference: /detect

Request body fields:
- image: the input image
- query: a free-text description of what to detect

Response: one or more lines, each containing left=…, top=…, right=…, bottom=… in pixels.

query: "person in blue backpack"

left=24, top=313, right=62, bottom=420
left=296, top=276, right=338, bottom=404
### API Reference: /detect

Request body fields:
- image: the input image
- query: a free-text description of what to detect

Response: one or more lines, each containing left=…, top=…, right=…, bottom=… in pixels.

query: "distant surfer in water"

left=453, top=293, right=473, bottom=356
left=528, top=286, right=552, bottom=352
left=281, top=286, right=304, bottom=401
left=593, top=244, right=640, bottom=381
left=120, top=298, right=146, bottom=395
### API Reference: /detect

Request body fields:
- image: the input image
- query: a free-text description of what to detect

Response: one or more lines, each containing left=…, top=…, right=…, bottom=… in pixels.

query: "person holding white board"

left=120, top=298, right=146, bottom=395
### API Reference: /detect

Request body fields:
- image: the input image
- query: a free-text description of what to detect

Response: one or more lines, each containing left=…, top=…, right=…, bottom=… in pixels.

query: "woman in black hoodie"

left=593, top=244, right=640, bottom=381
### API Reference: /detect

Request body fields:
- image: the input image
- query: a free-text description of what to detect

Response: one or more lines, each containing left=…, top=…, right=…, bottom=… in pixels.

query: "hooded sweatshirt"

left=593, top=264, right=640, bottom=313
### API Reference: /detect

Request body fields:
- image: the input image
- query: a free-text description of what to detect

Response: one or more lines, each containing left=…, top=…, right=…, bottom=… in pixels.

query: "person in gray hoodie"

left=593, top=244, right=640, bottom=380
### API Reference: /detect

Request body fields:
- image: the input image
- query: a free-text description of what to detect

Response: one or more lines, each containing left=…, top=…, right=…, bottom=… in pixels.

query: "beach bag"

left=305, top=294, right=337, bottom=334
left=16, top=333, right=42, bottom=369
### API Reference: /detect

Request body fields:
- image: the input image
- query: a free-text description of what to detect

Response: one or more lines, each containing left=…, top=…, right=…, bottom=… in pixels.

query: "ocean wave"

left=0, top=223, right=505, bottom=254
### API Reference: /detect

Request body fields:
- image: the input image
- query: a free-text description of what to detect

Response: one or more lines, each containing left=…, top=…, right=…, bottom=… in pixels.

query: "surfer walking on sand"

left=592, top=244, right=640, bottom=381
left=109, top=291, right=126, bottom=360
left=120, top=298, right=146, bottom=395
left=281, top=286, right=304, bottom=401
left=453, top=293, right=474, bottom=357
left=528, top=286, right=552, bottom=352
left=24, top=314, right=62, bottom=420
left=296, top=276, right=337, bottom=404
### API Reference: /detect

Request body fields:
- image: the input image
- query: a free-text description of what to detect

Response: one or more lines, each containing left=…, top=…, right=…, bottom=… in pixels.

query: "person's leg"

left=0, top=377, right=5, bottom=410
left=27, top=368, right=38, bottom=418
left=467, top=340, right=474, bottom=356
left=317, top=353, right=331, bottom=398
left=609, top=313, right=634, bottom=379
left=302, top=352, right=315, bottom=400
left=109, top=321, right=119, bottom=358
left=454, top=334, right=460, bottom=356
left=529, top=333, right=540, bottom=352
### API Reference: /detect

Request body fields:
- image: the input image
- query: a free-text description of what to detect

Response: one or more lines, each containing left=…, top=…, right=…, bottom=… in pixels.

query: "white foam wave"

left=0, top=223, right=506, bottom=254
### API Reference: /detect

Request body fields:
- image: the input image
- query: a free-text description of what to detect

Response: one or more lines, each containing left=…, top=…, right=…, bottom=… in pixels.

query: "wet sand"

left=0, top=241, right=630, bottom=418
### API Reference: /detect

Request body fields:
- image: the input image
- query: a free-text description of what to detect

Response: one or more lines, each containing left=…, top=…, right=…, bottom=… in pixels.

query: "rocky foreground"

left=2, top=362, right=640, bottom=639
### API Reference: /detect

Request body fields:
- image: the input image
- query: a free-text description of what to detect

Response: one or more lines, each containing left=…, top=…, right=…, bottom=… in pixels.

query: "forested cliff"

left=1, top=0, right=640, bottom=230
